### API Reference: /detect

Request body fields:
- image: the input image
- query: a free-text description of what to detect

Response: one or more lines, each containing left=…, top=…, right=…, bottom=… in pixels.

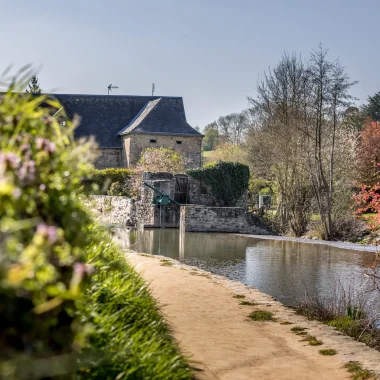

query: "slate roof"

left=50, top=94, right=200, bottom=148
left=118, top=98, right=202, bottom=137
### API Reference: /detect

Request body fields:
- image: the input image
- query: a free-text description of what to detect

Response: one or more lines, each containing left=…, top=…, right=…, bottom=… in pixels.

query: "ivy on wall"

left=187, top=162, right=250, bottom=206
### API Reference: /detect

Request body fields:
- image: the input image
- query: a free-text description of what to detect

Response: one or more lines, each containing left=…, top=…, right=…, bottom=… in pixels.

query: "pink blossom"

left=37, top=224, right=58, bottom=244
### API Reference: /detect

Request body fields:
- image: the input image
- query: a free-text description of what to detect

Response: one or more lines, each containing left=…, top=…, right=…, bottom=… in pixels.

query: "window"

left=176, top=140, right=182, bottom=145
left=150, top=139, right=157, bottom=143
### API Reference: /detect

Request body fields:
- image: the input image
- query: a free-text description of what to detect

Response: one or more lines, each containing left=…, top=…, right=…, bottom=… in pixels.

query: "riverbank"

left=126, top=250, right=380, bottom=379
left=241, top=234, right=380, bottom=252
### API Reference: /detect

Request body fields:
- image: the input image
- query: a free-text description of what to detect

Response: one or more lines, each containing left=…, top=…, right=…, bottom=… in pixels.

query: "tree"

left=248, top=52, right=312, bottom=236
left=355, top=119, right=380, bottom=186
left=216, top=112, right=249, bottom=145
left=203, top=122, right=219, bottom=151
left=247, top=48, right=357, bottom=239
left=206, top=143, right=249, bottom=165
left=26, top=75, right=41, bottom=94
left=363, top=91, right=380, bottom=121
left=306, top=47, right=357, bottom=239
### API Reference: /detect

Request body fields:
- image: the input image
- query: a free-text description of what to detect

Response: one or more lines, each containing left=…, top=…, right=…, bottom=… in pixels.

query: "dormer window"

left=176, top=140, right=182, bottom=145
left=150, top=139, right=157, bottom=143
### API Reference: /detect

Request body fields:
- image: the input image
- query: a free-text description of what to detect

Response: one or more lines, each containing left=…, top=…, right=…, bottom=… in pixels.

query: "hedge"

left=187, top=161, right=250, bottom=206
left=84, top=168, right=135, bottom=196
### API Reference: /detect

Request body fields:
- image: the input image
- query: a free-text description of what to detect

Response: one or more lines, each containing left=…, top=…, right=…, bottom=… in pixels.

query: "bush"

left=0, top=76, right=191, bottom=379
left=85, top=168, right=134, bottom=196
left=138, top=147, right=185, bottom=173
left=0, top=83, right=95, bottom=373
left=187, top=161, right=250, bottom=206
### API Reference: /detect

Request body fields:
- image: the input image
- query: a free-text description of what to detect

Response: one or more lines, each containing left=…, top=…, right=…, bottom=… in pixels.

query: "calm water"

left=116, top=228, right=378, bottom=307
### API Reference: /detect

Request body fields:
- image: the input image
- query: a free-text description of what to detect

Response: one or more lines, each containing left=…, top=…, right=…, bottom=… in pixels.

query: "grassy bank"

left=78, top=225, right=192, bottom=379
left=296, top=297, right=380, bottom=352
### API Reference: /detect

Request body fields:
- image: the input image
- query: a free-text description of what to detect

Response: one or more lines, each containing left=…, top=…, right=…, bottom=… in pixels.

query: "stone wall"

left=180, top=205, right=270, bottom=234
left=123, top=133, right=202, bottom=169
left=94, top=148, right=122, bottom=169
left=84, top=195, right=135, bottom=226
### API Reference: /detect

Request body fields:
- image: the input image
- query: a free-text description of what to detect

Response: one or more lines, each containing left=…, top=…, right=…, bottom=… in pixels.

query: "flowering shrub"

left=0, top=80, right=191, bottom=379
left=353, top=120, right=380, bottom=230
left=353, top=185, right=380, bottom=230
left=0, top=85, right=96, bottom=373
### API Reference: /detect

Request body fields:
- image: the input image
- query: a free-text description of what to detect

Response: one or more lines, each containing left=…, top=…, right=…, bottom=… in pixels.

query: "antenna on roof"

left=108, top=84, right=119, bottom=95
left=152, top=83, right=155, bottom=96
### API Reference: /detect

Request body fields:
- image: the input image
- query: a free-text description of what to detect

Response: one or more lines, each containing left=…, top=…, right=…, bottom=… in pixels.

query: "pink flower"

left=37, top=224, right=58, bottom=244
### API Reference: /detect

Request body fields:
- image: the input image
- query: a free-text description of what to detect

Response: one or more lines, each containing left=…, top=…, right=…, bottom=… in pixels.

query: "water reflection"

left=120, top=228, right=377, bottom=307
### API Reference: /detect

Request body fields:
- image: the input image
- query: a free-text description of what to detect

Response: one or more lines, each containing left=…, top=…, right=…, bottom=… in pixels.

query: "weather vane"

left=108, top=84, right=119, bottom=95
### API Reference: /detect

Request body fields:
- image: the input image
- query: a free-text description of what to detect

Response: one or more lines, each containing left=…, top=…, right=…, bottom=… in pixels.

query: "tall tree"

left=26, top=75, right=41, bottom=95
left=363, top=91, right=380, bottom=121
left=306, top=47, right=356, bottom=239
left=203, top=122, right=220, bottom=151
left=247, top=48, right=357, bottom=239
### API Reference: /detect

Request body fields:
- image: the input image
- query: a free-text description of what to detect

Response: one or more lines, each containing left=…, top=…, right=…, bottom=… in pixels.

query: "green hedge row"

left=187, top=162, right=250, bottom=206
left=85, top=168, right=135, bottom=196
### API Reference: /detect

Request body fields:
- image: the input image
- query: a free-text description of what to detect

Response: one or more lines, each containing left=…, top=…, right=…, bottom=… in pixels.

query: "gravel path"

left=126, top=251, right=380, bottom=379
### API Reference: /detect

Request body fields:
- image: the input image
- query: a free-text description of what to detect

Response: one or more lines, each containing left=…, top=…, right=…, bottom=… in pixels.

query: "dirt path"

left=126, top=251, right=380, bottom=380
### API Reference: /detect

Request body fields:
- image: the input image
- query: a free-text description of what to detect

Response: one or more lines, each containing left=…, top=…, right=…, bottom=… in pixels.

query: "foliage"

left=203, top=110, right=251, bottom=148
left=354, top=184, right=380, bottom=229
left=204, top=143, right=249, bottom=165
left=355, top=120, right=380, bottom=187
left=248, top=310, right=275, bottom=321
left=77, top=226, right=191, bottom=379
left=319, top=349, right=337, bottom=356
left=88, top=168, right=134, bottom=196
left=0, top=75, right=191, bottom=378
left=0, top=81, right=95, bottom=372
left=137, top=147, right=185, bottom=174
left=202, top=122, right=220, bottom=151
left=344, top=361, right=376, bottom=380
left=187, top=161, right=250, bottom=206
left=25, top=75, right=41, bottom=95
left=249, top=176, right=275, bottom=196
left=363, top=91, right=380, bottom=121
left=126, top=147, right=186, bottom=198
left=247, top=48, right=357, bottom=239
left=296, top=291, right=380, bottom=352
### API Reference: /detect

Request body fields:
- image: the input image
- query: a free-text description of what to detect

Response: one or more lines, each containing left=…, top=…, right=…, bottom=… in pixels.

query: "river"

left=117, top=228, right=379, bottom=308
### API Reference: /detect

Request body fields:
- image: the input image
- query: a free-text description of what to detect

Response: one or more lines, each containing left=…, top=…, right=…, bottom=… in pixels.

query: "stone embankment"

left=126, top=250, right=380, bottom=380
left=84, top=195, right=272, bottom=234
left=83, top=195, right=136, bottom=226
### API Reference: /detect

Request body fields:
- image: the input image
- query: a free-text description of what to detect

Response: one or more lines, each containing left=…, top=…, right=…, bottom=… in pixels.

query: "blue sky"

left=1, top=0, right=379, bottom=128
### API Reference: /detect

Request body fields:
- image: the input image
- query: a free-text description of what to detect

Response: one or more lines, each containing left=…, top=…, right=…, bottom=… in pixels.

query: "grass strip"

left=78, top=225, right=191, bottom=379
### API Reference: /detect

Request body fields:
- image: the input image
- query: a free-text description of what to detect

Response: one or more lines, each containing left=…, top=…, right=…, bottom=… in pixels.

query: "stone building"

left=53, top=94, right=202, bottom=169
